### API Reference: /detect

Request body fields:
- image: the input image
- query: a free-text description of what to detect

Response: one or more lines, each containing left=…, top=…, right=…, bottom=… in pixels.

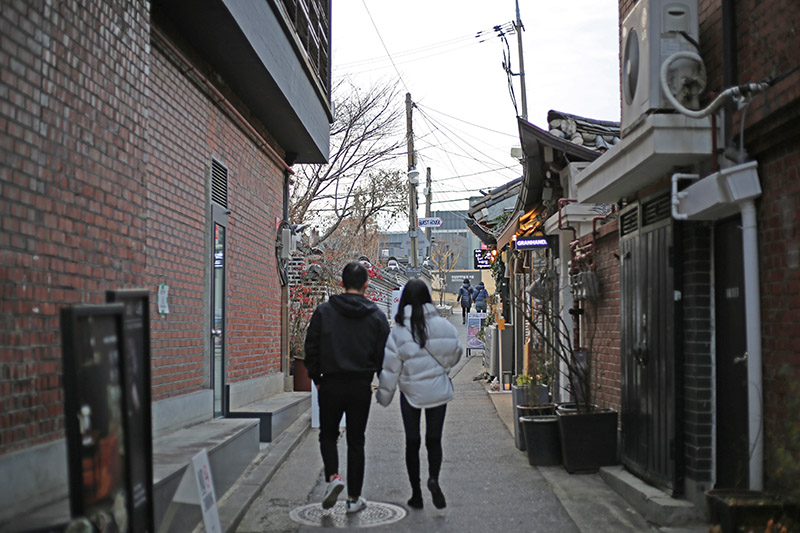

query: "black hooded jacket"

left=304, top=292, right=390, bottom=385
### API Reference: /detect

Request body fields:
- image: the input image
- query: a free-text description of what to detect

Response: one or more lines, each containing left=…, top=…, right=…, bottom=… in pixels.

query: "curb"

left=213, top=409, right=312, bottom=532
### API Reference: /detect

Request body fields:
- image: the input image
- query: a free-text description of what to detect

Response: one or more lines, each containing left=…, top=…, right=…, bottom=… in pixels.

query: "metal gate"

left=619, top=194, right=680, bottom=492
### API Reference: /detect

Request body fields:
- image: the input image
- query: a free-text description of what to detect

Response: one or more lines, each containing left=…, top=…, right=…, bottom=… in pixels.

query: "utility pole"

left=425, top=167, right=432, bottom=257
left=515, top=0, right=528, bottom=120
left=406, top=92, right=418, bottom=268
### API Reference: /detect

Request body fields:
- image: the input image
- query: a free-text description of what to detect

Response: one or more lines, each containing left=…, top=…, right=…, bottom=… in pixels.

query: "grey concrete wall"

left=0, top=439, right=68, bottom=524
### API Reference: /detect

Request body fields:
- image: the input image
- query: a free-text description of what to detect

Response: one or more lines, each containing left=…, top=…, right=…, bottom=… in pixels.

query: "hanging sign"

left=514, top=236, right=550, bottom=249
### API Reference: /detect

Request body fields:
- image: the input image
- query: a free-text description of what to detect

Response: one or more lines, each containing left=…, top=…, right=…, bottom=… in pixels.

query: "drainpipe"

left=671, top=173, right=700, bottom=220
left=740, top=199, right=763, bottom=490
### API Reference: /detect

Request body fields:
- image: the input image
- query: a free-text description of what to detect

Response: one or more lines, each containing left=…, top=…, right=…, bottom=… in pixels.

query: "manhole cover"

left=289, top=501, right=407, bottom=528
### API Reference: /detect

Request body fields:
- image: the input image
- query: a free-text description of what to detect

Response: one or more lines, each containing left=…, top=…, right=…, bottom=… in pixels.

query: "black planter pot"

left=557, top=408, right=618, bottom=473
left=706, top=489, right=799, bottom=533
left=520, top=415, right=561, bottom=466
left=511, top=385, right=533, bottom=450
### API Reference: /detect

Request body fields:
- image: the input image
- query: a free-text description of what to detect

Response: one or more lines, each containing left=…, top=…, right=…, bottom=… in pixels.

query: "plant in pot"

left=516, top=340, right=560, bottom=464
left=516, top=288, right=618, bottom=474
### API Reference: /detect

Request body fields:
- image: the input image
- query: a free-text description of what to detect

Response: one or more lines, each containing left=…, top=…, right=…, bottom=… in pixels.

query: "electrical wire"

left=416, top=106, right=516, bottom=171
left=415, top=103, right=519, bottom=138
left=360, top=0, right=410, bottom=93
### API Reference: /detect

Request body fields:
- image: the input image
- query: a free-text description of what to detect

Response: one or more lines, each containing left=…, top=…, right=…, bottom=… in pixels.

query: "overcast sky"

left=330, top=0, right=621, bottom=215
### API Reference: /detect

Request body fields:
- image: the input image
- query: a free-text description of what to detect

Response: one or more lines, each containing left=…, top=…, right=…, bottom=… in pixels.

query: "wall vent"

left=621, top=209, right=639, bottom=236
left=211, top=159, right=228, bottom=208
left=642, top=195, right=671, bottom=226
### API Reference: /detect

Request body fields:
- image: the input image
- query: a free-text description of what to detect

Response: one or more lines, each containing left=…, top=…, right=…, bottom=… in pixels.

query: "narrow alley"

left=229, top=315, right=707, bottom=533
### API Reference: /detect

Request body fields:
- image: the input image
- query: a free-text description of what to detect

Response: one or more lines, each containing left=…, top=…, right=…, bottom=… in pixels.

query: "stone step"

left=153, top=418, right=259, bottom=532
left=227, top=391, right=311, bottom=442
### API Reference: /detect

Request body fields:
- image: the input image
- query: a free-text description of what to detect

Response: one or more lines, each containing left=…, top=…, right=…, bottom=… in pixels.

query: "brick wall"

left=0, top=1, right=150, bottom=454
left=680, top=222, right=713, bottom=483
left=146, top=41, right=284, bottom=400
left=756, top=139, right=800, bottom=491
left=583, top=218, right=622, bottom=413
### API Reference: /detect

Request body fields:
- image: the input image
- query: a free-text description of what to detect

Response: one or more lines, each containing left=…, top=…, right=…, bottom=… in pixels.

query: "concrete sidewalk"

left=223, top=314, right=708, bottom=532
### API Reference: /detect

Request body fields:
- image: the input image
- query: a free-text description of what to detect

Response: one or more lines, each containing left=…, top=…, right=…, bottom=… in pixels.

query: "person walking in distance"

left=377, top=279, right=463, bottom=510
left=456, top=278, right=473, bottom=324
left=473, top=280, right=489, bottom=313
left=304, top=262, right=390, bottom=513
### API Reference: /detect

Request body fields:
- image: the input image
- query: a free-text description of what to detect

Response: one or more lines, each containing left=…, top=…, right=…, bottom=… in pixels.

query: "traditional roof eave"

left=493, top=118, right=601, bottom=250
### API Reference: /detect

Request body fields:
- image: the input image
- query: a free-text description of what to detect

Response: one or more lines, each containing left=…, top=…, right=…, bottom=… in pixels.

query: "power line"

left=434, top=165, right=520, bottom=182
left=416, top=106, right=515, bottom=173
left=360, top=0, right=410, bottom=93
left=416, top=103, right=519, bottom=138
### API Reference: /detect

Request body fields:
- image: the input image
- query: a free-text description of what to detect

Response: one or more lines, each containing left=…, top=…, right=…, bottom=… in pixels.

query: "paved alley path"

left=238, top=314, right=584, bottom=532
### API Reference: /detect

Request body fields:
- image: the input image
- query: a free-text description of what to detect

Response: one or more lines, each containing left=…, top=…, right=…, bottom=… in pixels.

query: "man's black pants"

left=318, top=376, right=372, bottom=499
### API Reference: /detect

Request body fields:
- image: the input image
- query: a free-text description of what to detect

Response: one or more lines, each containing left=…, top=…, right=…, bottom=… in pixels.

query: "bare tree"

left=290, top=78, right=406, bottom=243
left=429, top=234, right=465, bottom=305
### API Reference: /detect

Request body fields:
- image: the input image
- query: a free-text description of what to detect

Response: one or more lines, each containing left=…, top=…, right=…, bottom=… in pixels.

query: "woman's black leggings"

left=399, top=393, right=447, bottom=488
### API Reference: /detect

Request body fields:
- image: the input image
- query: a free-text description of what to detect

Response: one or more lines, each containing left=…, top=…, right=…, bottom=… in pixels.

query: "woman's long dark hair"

left=394, top=279, right=433, bottom=347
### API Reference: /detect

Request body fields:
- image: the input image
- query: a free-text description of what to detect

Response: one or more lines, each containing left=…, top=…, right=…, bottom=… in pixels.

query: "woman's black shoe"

left=427, top=478, right=446, bottom=509
left=407, top=493, right=423, bottom=509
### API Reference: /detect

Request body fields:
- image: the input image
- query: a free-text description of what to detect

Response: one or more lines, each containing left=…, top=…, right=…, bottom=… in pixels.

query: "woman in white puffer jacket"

left=377, top=279, right=463, bottom=510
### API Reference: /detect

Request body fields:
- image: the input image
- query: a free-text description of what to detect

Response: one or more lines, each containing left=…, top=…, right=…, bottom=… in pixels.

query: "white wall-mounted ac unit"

left=621, top=0, right=700, bottom=135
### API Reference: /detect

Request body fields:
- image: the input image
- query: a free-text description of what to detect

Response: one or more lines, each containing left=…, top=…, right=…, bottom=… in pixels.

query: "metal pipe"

left=589, top=205, right=617, bottom=268
left=740, top=200, right=763, bottom=490
left=670, top=173, right=700, bottom=220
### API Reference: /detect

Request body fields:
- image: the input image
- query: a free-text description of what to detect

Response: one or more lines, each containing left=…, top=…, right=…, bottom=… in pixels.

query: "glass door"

left=212, top=222, right=226, bottom=417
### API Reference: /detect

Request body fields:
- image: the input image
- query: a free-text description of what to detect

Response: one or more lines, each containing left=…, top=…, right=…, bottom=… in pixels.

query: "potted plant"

left=516, top=288, right=618, bottom=474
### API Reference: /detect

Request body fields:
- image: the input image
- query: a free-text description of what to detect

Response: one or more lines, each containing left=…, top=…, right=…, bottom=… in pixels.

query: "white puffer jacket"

left=377, top=303, right=463, bottom=409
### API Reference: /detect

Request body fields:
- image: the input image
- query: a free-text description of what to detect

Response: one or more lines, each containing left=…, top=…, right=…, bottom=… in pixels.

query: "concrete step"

left=227, top=391, right=311, bottom=442
left=599, top=465, right=705, bottom=528
left=2, top=417, right=260, bottom=533
left=153, top=418, right=259, bottom=532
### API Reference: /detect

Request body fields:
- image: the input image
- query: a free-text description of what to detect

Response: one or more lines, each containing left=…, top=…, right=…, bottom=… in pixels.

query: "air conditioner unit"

left=621, top=0, right=700, bottom=135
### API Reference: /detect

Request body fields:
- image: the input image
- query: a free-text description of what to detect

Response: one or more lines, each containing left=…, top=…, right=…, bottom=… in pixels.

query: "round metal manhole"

left=289, top=501, right=407, bottom=528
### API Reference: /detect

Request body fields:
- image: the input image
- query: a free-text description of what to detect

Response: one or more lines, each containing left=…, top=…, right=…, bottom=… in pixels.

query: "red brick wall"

left=146, top=42, right=284, bottom=400
left=583, top=219, right=622, bottom=413
left=0, top=2, right=287, bottom=455
left=699, top=0, right=800, bottom=134
left=756, top=140, right=800, bottom=490
left=0, top=1, right=150, bottom=454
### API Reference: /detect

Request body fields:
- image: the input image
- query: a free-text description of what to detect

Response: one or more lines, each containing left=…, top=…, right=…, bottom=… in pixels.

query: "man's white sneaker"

left=345, top=496, right=367, bottom=514
left=322, top=475, right=345, bottom=509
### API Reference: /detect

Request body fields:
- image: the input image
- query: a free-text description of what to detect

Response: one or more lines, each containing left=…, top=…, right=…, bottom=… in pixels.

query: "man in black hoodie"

left=304, top=262, right=390, bottom=513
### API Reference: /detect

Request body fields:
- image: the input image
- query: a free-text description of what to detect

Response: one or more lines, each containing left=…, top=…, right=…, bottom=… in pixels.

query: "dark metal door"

left=714, top=216, right=749, bottom=488
left=620, top=195, right=679, bottom=492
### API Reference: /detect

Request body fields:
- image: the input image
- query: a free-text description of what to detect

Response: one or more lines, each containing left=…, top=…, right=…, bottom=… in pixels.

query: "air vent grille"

left=211, top=159, right=228, bottom=208
left=642, top=195, right=670, bottom=226
left=620, top=209, right=639, bottom=236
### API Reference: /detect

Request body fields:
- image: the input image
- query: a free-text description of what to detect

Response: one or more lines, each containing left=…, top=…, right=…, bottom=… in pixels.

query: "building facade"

left=0, top=0, right=331, bottom=525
